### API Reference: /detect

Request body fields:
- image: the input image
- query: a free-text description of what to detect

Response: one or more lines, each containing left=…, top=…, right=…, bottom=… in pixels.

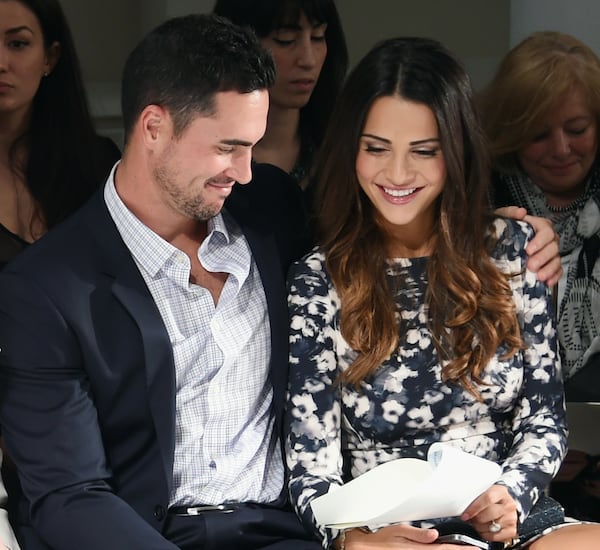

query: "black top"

left=0, top=135, right=121, bottom=270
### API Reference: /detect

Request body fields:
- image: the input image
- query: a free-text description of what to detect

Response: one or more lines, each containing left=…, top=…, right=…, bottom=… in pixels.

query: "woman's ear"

left=44, top=41, right=61, bottom=75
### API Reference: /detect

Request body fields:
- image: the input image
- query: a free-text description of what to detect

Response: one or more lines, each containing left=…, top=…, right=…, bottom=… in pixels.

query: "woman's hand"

left=495, top=206, right=562, bottom=287
left=343, top=524, right=479, bottom=548
left=461, top=484, right=518, bottom=543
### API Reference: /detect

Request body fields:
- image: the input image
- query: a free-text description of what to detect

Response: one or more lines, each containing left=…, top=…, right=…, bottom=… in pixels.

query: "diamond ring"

left=489, top=520, right=502, bottom=533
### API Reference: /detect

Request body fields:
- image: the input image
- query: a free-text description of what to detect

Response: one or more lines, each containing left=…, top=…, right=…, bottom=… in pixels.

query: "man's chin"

left=189, top=203, right=224, bottom=222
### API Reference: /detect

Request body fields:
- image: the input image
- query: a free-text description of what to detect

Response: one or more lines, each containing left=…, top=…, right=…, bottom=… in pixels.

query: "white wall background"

left=510, top=0, right=600, bottom=53
left=56, top=0, right=598, bottom=143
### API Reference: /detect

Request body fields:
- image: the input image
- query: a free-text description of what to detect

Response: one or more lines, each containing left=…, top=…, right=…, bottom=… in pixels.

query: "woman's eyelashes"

left=362, top=144, right=441, bottom=157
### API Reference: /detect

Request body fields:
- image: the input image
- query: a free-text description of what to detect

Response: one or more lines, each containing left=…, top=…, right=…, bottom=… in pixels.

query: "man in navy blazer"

left=0, top=14, right=316, bottom=550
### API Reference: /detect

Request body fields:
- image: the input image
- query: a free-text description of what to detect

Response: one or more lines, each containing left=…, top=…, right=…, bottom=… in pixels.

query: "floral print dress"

left=285, top=218, right=567, bottom=548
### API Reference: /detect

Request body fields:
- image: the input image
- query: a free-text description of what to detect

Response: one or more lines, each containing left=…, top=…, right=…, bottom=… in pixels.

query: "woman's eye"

left=414, top=148, right=439, bottom=157
left=365, top=146, right=387, bottom=154
left=532, top=131, right=550, bottom=142
left=9, top=40, right=29, bottom=50
left=273, top=38, right=295, bottom=46
left=568, top=127, right=587, bottom=136
left=311, top=35, right=326, bottom=42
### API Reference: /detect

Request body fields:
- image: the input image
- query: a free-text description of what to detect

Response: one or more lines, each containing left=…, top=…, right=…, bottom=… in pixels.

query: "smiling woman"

left=480, top=31, right=600, bottom=386
left=480, top=30, right=600, bottom=524
left=355, top=97, right=446, bottom=257
left=284, top=35, right=600, bottom=550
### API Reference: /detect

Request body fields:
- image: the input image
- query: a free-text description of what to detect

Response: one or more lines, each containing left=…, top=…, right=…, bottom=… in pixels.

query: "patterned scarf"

left=497, top=165, right=600, bottom=379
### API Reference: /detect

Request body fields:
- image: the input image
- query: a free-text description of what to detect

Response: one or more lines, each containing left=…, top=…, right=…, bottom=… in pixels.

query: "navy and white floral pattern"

left=285, top=218, right=567, bottom=548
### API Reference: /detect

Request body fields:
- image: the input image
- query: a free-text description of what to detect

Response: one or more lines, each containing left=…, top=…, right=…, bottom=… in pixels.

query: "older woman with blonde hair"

left=480, top=31, right=600, bottom=522
left=481, top=31, right=600, bottom=391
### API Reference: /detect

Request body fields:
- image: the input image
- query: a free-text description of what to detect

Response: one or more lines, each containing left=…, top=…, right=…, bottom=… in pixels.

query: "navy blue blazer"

left=0, top=163, right=309, bottom=549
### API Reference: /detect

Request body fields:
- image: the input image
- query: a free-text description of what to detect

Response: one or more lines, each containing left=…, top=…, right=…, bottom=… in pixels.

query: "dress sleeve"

left=285, top=252, right=344, bottom=548
left=495, top=219, right=568, bottom=520
left=0, top=452, right=20, bottom=550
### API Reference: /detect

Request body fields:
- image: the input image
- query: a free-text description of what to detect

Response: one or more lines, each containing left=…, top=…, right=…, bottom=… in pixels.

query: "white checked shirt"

left=104, top=165, right=284, bottom=505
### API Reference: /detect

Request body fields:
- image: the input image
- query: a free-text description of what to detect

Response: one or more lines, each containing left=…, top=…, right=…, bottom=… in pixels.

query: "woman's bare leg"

left=529, top=524, right=600, bottom=549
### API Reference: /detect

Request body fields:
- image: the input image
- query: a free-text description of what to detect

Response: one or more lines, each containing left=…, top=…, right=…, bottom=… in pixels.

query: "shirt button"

left=154, top=505, right=166, bottom=521
left=209, top=459, right=217, bottom=469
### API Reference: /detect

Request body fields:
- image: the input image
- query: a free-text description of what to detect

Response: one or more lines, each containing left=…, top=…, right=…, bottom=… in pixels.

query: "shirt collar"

left=104, top=163, right=228, bottom=278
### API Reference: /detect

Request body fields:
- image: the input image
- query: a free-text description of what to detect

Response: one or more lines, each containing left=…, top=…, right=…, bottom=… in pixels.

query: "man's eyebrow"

left=221, top=139, right=253, bottom=147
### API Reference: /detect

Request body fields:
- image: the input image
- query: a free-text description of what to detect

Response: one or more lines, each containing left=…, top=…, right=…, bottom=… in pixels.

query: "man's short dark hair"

left=121, top=13, right=275, bottom=143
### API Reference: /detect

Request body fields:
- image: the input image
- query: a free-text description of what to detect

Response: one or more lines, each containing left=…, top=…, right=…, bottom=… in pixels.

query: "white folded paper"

left=310, top=443, right=502, bottom=529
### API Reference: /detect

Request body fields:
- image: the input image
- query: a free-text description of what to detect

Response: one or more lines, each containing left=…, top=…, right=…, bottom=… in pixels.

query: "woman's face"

left=517, top=86, right=598, bottom=207
left=356, top=95, right=447, bottom=255
left=0, top=0, right=58, bottom=120
left=260, top=12, right=327, bottom=111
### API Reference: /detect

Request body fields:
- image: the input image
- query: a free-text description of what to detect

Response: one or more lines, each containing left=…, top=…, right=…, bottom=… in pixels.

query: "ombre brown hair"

left=480, top=31, right=600, bottom=173
left=311, top=37, right=523, bottom=394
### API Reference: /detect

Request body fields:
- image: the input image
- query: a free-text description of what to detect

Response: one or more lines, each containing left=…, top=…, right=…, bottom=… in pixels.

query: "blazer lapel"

left=84, top=193, right=176, bottom=489
left=226, top=191, right=290, bottom=429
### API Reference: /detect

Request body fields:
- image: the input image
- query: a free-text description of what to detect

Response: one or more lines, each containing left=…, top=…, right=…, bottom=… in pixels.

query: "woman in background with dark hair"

left=213, top=0, right=348, bottom=187
left=0, top=1, right=119, bottom=546
left=0, top=0, right=120, bottom=269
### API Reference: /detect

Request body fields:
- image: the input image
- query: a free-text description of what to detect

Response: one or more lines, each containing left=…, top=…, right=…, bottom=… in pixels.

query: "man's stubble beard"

left=153, top=160, right=222, bottom=222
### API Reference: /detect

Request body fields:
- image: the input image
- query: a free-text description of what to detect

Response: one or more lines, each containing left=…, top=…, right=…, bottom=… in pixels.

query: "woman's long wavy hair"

left=312, top=37, right=523, bottom=394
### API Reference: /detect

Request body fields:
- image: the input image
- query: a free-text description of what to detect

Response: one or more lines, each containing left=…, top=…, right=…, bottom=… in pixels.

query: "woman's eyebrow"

left=361, top=134, right=440, bottom=146
left=6, top=25, right=35, bottom=35
left=361, top=133, right=391, bottom=144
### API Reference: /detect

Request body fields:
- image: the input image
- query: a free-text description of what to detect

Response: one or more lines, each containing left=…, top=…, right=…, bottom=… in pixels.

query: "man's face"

left=152, top=89, right=269, bottom=221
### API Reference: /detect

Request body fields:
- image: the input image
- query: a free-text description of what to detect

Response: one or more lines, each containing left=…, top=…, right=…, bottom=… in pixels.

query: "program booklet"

left=310, top=443, right=502, bottom=530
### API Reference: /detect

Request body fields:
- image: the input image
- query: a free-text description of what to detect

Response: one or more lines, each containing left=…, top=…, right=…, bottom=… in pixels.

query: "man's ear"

left=44, top=41, right=61, bottom=75
left=139, top=104, right=171, bottom=148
